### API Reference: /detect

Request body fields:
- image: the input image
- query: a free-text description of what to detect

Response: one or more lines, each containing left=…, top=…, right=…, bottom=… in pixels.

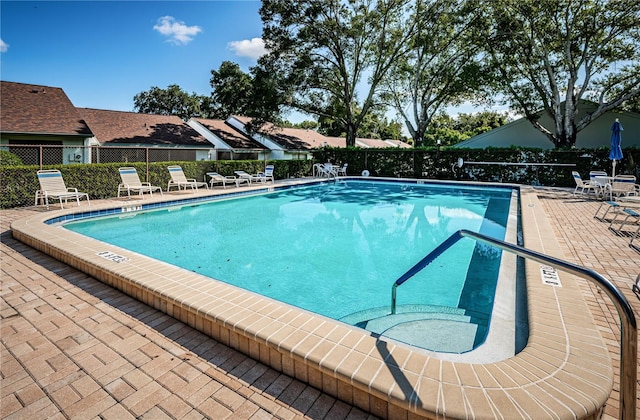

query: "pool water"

left=65, top=181, right=512, bottom=336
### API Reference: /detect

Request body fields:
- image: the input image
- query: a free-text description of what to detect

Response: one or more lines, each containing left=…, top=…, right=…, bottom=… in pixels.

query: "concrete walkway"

left=1, top=187, right=639, bottom=419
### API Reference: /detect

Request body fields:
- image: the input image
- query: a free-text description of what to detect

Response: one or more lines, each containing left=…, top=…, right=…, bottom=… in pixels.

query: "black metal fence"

left=1, top=144, right=210, bottom=168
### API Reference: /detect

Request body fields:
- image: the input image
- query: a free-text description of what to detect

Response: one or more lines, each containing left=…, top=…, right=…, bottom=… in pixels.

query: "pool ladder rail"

left=391, top=229, right=636, bottom=420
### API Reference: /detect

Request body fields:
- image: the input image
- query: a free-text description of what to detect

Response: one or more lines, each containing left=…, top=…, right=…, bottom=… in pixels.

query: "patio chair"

left=35, top=169, right=90, bottom=209
left=118, top=167, right=163, bottom=199
left=606, top=175, right=639, bottom=199
left=234, top=170, right=264, bottom=184
left=256, top=165, right=275, bottom=183
left=572, top=171, right=595, bottom=195
left=336, top=163, right=348, bottom=176
left=609, top=207, right=640, bottom=236
left=589, top=171, right=609, bottom=198
left=207, top=172, right=241, bottom=189
left=167, top=165, right=209, bottom=192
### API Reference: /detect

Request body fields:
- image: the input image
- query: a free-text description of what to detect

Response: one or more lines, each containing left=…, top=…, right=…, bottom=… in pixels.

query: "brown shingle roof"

left=231, top=116, right=339, bottom=149
left=79, top=108, right=209, bottom=146
left=0, top=81, right=92, bottom=136
left=192, top=118, right=265, bottom=149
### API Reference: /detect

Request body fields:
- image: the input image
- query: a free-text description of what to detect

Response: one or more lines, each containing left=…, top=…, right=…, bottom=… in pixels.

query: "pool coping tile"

left=8, top=180, right=615, bottom=419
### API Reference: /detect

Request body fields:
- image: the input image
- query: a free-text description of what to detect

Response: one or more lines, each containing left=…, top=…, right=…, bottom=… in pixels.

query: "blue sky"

left=1, top=1, right=267, bottom=113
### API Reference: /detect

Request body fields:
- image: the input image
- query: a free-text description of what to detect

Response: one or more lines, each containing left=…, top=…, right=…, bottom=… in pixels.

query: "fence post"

left=145, top=148, right=150, bottom=182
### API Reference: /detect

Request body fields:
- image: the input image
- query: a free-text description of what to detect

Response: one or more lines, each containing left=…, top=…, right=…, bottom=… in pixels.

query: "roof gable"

left=78, top=108, right=208, bottom=146
left=192, top=118, right=265, bottom=149
left=1, top=81, right=92, bottom=136
left=229, top=116, right=338, bottom=150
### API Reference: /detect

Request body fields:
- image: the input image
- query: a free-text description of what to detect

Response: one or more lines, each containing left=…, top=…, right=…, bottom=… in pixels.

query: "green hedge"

left=314, top=147, right=640, bottom=187
left=0, top=160, right=315, bottom=209
left=2, top=150, right=639, bottom=209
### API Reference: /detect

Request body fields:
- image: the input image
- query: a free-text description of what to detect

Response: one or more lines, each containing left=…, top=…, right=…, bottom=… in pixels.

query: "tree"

left=209, top=61, right=253, bottom=119
left=424, top=111, right=509, bottom=145
left=259, top=0, right=415, bottom=146
left=133, top=85, right=211, bottom=119
left=482, top=0, right=640, bottom=148
left=382, top=0, right=490, bottom=146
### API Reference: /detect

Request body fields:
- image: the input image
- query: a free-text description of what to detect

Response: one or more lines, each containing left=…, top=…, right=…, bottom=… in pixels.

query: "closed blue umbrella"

left=609, top=119, right=623, bottom=177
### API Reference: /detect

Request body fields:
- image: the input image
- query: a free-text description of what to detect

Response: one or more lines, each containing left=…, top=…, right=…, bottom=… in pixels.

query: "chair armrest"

left=67, top=188, right=79, bottom=193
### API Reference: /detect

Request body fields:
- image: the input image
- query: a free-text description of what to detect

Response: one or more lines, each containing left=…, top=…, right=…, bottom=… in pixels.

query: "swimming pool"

left=64, top=180, right=515, bottom=354
left=10, top=178, right=613, bottom=419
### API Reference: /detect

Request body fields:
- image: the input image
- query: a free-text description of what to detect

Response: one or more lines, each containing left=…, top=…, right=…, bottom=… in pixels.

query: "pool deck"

left=1, top=182, right=639, bottom=419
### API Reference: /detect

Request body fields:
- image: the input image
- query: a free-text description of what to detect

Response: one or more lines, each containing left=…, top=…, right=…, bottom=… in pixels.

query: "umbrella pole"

left=612, top=160, right=616, bottom=178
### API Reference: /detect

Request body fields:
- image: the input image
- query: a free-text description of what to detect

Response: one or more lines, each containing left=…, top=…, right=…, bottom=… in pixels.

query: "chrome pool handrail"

left=391, top=229, right=636, bottom=420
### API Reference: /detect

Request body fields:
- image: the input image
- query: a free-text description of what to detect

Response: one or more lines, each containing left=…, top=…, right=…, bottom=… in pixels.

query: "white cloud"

left=0, top=39, right=8, bottom=53
left=153, top=16, right=202, bottom=45
left=227, top=38, right=267, bottom=60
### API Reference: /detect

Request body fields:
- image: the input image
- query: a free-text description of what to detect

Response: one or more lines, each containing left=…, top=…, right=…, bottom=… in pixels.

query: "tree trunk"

left=345, top=123, right=356, bottom=147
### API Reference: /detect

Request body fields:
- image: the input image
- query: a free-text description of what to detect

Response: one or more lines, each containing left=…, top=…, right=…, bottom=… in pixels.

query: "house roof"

left=191, top=118, right=265, bottom=149
left=78, top=108, right=209, bottom=146
left=355, top=138, right=412, bottom=148
left=0, top=81, right=92, bottom=136
left=231, top=115, right=340, bottom=150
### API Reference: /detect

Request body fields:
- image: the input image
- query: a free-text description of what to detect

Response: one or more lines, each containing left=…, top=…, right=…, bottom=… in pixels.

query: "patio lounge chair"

left=572, top=171, right=596, bottom=195
left=256, top=165, right=275, bottom=183
left=207, top=172, right=242, bottom=189
left=605, top=175, right=639, bottom=199
left=234, top=170, right=264, bottom=184
left=35, top=169, right=90, bottom=209
left=167, top=165, right=209, bottom=192
left=118, top=167, right=163, bottom=199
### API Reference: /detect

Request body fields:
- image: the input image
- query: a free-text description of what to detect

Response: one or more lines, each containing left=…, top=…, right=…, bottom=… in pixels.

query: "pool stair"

left=339, top=304, right=489, bottom=354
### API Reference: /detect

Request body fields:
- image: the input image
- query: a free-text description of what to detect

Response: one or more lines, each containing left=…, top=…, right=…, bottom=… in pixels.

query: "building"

left=454, top=102, right=640, bottom=149
left=79, top=108, right=212, bottom=163
left=0, top=81, right=94, bottom=165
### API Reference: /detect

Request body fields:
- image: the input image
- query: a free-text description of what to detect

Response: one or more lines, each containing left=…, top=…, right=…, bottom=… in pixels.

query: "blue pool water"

left=65, top=181, right=513, bottom=324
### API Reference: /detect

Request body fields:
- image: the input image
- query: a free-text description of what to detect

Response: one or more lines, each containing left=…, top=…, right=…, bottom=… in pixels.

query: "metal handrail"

left=391, top=229, right=636, bottom=420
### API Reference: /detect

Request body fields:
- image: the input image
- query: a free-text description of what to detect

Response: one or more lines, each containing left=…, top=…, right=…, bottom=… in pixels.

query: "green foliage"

left=259, top=0, right=414, bottom=146
left=0, top=160, right=315, bottom=209
left=482, top=0, right=640, bottom=147
left=382, top=0, right=493, bottom=146
left=0, top=150, right=23, bottom=166
left=424, top=111, right=509, bottom=146
left=133, top=84, right=212, bottom=119
left=313, top=147, right=640, bottom=186
left=209, top=61, right=254, bottom=119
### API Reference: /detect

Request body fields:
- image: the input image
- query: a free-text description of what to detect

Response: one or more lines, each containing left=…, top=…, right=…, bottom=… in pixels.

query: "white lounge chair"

left=607, top=175, right=639, bottom=198
left=167, top=165, right=209, bottom=192
left=118, top=167, right=163, bottom=199
left=234, top=170, right=264, bottom=184
left=207, top=172, right=241, bottom=189
left=256, top=165, right=275, bottom=183
left=35, top=169, right=90, bottom=209
left=571, top=171, right=596, bottom=195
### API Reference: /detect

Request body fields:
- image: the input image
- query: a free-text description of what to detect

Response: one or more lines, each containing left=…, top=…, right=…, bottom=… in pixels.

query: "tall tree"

left=259, top=0, right=415, bottom=146
left=382, top=0, right=489, bottom=146
left=133, top=85, right=210, bottom=119
left=209, top=61, right=254, bottom=119
left=482, top=0, right=640, bottom=148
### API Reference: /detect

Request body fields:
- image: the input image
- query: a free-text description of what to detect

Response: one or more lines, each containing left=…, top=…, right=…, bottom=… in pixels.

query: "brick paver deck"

left=1, top=187, right=639, bottom=419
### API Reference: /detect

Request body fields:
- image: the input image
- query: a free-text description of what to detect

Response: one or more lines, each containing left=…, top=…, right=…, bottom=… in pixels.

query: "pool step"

left=340, top=305, right=489, bottom=353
